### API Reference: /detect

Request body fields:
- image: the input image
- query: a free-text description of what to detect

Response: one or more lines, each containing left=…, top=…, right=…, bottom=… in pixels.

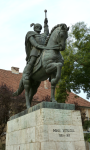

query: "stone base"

left=6, top=102, right=86, bottom=150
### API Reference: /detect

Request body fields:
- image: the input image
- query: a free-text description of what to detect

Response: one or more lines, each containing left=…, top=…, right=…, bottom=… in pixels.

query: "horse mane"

left=45, top=23, right=68, bottom=45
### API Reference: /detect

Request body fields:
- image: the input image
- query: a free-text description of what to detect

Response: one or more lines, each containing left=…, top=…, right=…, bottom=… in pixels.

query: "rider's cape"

left=25, top=31, right=38, bottom=61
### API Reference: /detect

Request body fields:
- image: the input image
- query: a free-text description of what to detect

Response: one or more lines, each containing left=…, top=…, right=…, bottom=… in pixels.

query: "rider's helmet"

left=30, top=23, right=42, bottom=33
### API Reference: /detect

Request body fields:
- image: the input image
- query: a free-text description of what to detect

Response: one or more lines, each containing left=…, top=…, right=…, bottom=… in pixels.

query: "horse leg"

left=29, top=81, right=41, bottom=106
left=51, top=73, right=57, bottom=103
left=51, top=63, right=62, bottom=85
left=23, top=79, right=31, bottom=109
left=51, top=63, right=62, bottom=103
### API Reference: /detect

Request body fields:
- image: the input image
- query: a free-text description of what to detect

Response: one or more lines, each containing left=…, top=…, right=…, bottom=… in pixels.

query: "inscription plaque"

left=53, top=128, right=75, bottom=137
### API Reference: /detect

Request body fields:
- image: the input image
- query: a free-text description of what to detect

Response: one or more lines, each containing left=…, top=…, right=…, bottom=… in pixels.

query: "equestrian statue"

left=13, top=10, right=69, bottom=108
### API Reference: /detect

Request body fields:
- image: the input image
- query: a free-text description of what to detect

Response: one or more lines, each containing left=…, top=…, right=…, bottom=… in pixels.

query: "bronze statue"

left=13, top=10, right=69, bottom=109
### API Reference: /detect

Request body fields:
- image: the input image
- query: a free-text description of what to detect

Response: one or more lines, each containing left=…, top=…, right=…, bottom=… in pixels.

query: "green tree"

left=70, top=22, right=90, bottom=98
left=0, top=83, right=26, bottom=140
left=55, top=22, right=90, bottom=103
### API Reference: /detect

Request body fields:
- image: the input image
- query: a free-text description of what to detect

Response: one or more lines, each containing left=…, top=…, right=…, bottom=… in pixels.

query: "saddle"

left=32, top=53, right=42, bottom=74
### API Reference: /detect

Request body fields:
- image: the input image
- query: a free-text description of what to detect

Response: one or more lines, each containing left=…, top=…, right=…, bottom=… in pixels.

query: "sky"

left=0, top=0, right=90, bottom=101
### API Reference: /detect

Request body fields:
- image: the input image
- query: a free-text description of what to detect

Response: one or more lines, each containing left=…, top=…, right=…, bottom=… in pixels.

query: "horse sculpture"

left=13, top=23, right=69, bottom=108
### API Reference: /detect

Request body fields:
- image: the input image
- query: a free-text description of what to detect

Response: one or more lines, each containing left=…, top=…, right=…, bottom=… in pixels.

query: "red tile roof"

left=66, top=92, right=90, bottom=107
left=0, top=68, right=90, bottom=107
left=0, top=69, right=22, bottom=91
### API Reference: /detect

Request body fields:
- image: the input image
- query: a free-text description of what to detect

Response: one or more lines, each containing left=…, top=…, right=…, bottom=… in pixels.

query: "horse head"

left=56, top=24, right=69, bottom=51
left=46, top=24, right=69, bottom=51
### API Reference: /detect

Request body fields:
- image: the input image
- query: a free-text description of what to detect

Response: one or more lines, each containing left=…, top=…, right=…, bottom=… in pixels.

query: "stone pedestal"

left=6, top=102, right=86, bottom=150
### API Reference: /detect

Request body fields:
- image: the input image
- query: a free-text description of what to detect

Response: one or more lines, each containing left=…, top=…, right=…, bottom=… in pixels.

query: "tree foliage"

left=83, top=120, right=90, bottom=130
left=84, top=133, right=90, bottom=143
left=70, top=22, right=90, bottom=98
left=55, top=22, right=90, bottom=102
left=0, top=83, right=26, bottom=139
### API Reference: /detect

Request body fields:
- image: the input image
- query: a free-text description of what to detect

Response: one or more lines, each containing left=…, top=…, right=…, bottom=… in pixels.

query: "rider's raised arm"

left=44, top=18, right=49, bottom=36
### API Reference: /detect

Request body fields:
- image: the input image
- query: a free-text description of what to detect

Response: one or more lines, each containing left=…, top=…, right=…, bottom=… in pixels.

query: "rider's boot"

left=24, top=64, right=33, bottom=80
left=24, top=56, right=37, bottom=80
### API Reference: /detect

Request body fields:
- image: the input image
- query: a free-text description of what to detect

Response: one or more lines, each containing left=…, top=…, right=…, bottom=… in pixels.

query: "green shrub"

left=84, top=133, right=90, bottom=143
left=83, top=120, right=90, bottom=130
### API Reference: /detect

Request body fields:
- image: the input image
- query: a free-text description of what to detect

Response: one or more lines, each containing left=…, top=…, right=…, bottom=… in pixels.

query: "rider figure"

left=24, top=17, right=49, bottom=80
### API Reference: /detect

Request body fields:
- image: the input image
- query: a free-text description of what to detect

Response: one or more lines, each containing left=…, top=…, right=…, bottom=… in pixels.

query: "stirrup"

left=24, top=76, right=30, bottom=80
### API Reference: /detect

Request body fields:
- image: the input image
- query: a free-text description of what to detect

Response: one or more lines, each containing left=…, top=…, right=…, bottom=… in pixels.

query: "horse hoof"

left=51, top=99, right=57, bottom=103
left=27, top=106, right=30, bottom=109
left=51, top=79, right=56, bottom=85
left=24, top=76, right=30, bottom=80
left=52, top=101, right=57, bottom=103
left=12, top=92, right=18, bottom=96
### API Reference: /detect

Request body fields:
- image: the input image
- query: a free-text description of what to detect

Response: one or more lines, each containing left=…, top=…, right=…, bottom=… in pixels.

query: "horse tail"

left=13, top=78, right=24, bottom=96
